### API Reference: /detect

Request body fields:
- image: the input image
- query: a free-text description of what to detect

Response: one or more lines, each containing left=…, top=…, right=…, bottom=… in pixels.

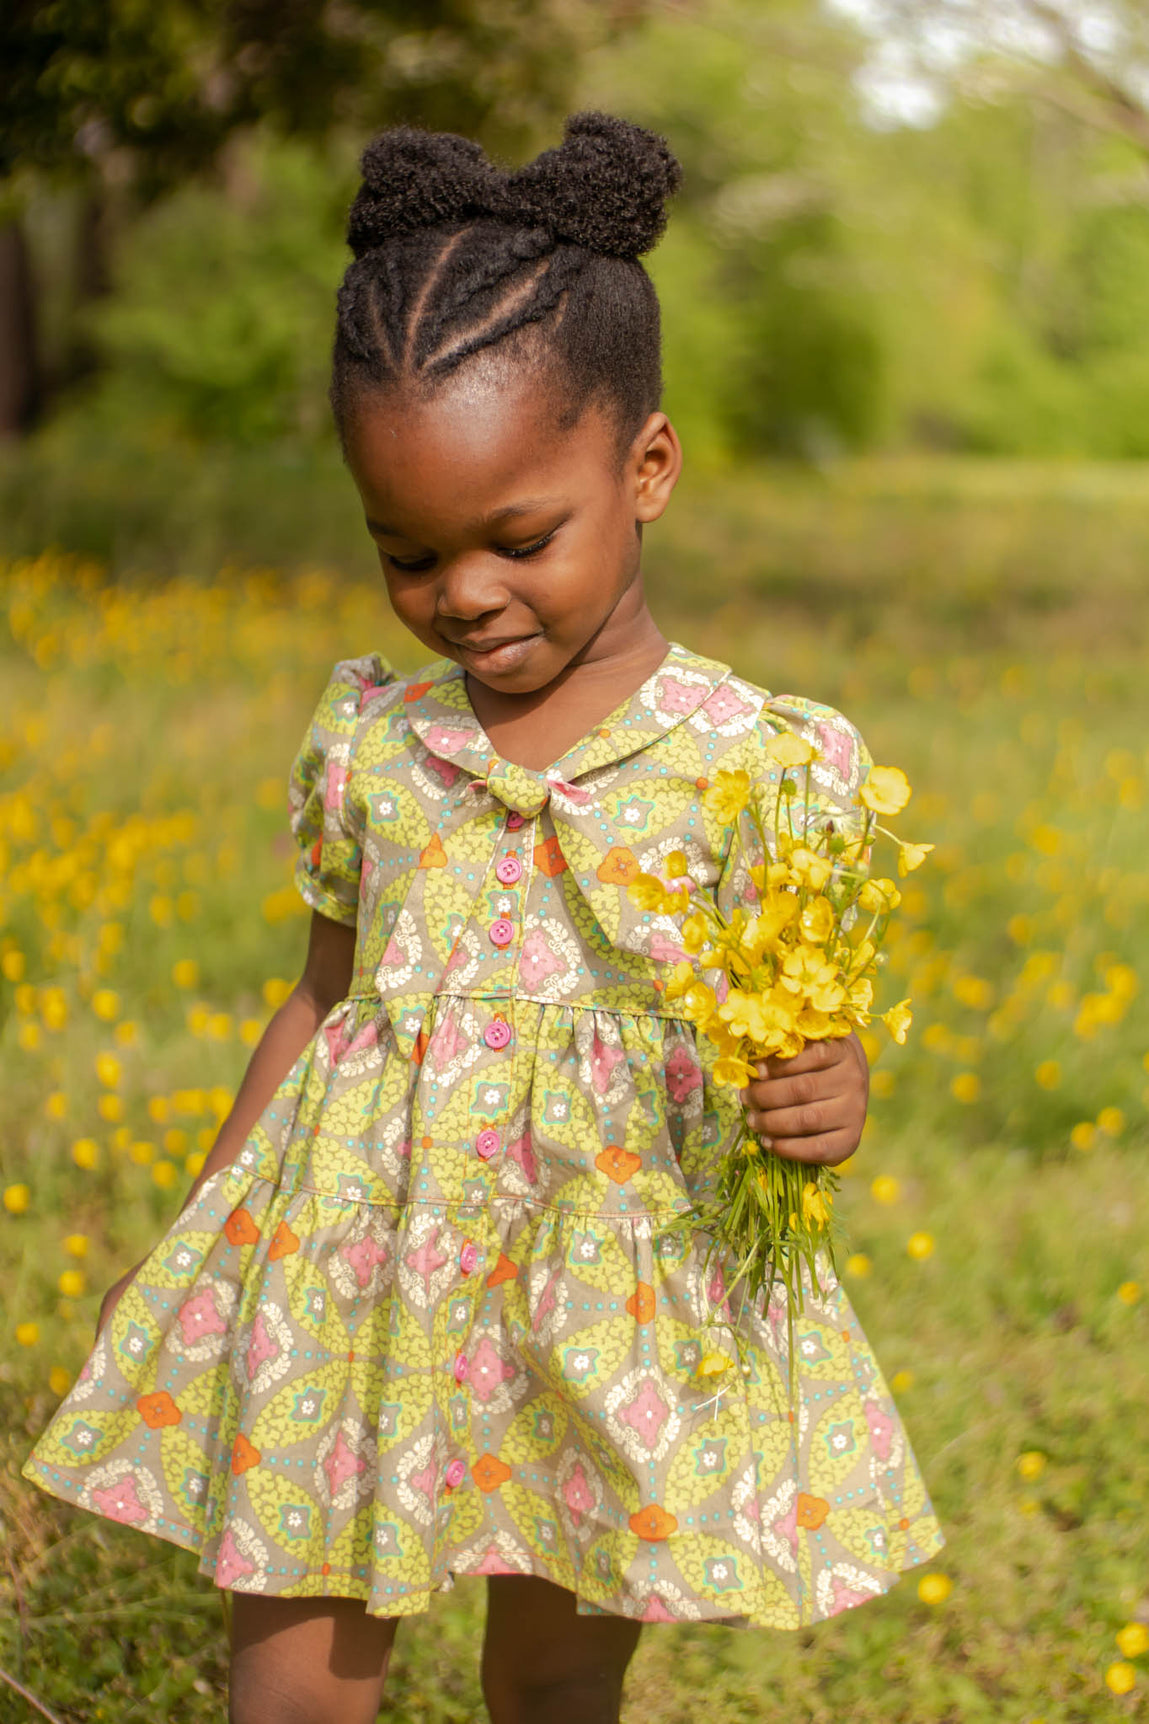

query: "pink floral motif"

left=618, top=1379, right=670, bottom=1451
left=323, top=1428, right=367, bottom=1496
left=176, top=1289, right=226, bottom=1347
left=474, top=1544, right=519, bottom=1573
left=657, top=676, right=701, bottom=715
left=818, top=722, right=854, bottom=776
left=531, top=1266, right=562, bottom=1333
left=409, top=1459, right=437, bottom=1499
left=215, top=1527, right=255, bottom=1590
left=831, top=1574, right=874, bottom=1612
left=380, top=935, right=406, bottom=968
left=341, top=1234, right=388, bottom=1289
left=245, top=1310, right=279, bottom=1381
left=589, top=1032, right=624, bottom=1095
left=520, top=930, right=565, bottom=987
left=547, top=776, right=592, bottom=806
left=563, top=1462, right=595, bottom=1527
left=641, top=1594, right=676, bottom=1621
left=863, top=1399, right=894, bottom=1462
left=323, top=761, right=348, bottom=811
left=649, top=931, right=686, bottom=963
left=405, top=1228, right=448, bottom=1288
left=425, top=725, right=476, bottom=756
left=425, top=755, right=461, bottom=787
left=91, top=1474, right=148, bottom=1526
left=702, top=685, right=752, bottom=725
left=428, top=1013, right=466, bottom=1067
left=468, top=1336, right=515, bottom=1403
left=506, top=1130, right=537, bottom=1184
left=665, top=1045, right=702, bottom=1103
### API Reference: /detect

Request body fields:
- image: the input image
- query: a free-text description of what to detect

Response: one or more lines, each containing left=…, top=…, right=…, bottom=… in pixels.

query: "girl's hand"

left=95, top=1259, right=148, bottom=1340
left=738, top=1032, right=869, bottom=1166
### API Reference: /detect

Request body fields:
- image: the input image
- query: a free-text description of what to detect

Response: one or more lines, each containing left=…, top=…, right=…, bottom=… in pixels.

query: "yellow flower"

left=71, top=1138, right=99, bottom=1170
left=63, top=1234, right=89, bottom=1258
left=58, top=1269, right=85, bottom=1297
left=761, top=730, right=817, bottom=769
left=1069, top=1121, right=1095, bottom=1152
left=1016, top=1451, right=1046, bottom=1480
left=916, top=1573, right=952, bottom=1605
left=91, top=988, right=120, bottom=1022
left=859, top=877, right=902, bottom=914
left=798, top=896, right=835, bottom=945
left=627, top=874, right=671, bottom=913
left=172, top=958, right=200, bottom=989
left=1117, top=1281, right=1141, bottom=1305
left=870, top=1175, right=900, bottom=1204
left=897, top=841, right=934, bottom=875
left=49, top=1366, right=72, bottom=1397
left=1105, top=1663, right=1137, bottom=1696
left=15, top=1322, right=39, bottom=1347
left=703, top=769, right=751, bottom=824
left=889, top=1369, right=914, bottom=1394
left=845, top=1253, right=872, bottom=1276
left=951, top=1071, right=980, bottom=1103
left=95, top=1051, right=122, bottom=1088
left=664, top=850, right=689, bottom=879
left=907, top=1231, right=934, bottom=1260
left=45, top=1090, right=68, bottom=1120
left=859, top=765, right=911, bottom=816
left=262, top=977, right=293, bottom=1010
left=1097, top=1106, right=1125, bottom=1137
left=788, top=847, right=832, bottom=890
left=97, top=1093, right=124, bottom=1123
left=1034, top=1060, right=1060, bottom=1090
left=801, top=1181, right=832, bottom=1227
left=882, top=999, right=913, bottom=1043
left=681, top=913, right=708, bottom=955
left=4, top=1183, right=31, bottom=1214
left=713, top=1053, right=756, bottom=1087
left=152, top=1159, right=179, bottom=1189
left=695, top=1352, right=733, bottom=1381
left=1116, top=1623, right=1149, bottom=1659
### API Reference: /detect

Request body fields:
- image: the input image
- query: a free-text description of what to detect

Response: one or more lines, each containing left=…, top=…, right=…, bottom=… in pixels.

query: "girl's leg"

left=481, top=1574, right=643, bottom=1724
left=228, top=1593, right=400, bottom=1724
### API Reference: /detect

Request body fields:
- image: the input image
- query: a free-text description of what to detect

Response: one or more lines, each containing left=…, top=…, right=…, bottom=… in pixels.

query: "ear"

left=629, top=411, right=682, bottom=523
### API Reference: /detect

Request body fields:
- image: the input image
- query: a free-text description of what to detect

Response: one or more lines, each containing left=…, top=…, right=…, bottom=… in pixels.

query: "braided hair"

left=330, top=112, right=682, bottom=457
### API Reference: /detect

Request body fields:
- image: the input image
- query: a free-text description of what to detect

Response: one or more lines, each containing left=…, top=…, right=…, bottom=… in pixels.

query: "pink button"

left=489, top=917, right=515, bottom=947
left=495, top=855, right=523, bottom=885
left=506, top=811, right=525, bottom=830
left=459, top=1240, right=479, bottom=1275
left=483, top=1019, right=511, bottom=1050
left=476, top=1129, right=501, bottom=1160
left=453, top=1349, right=469, bottom=1383
left=444, top=1458, right=467, bottom=1490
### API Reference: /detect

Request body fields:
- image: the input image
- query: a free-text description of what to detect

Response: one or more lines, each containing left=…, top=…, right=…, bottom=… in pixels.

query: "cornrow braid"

left=330, top=112, right=682, bottom=454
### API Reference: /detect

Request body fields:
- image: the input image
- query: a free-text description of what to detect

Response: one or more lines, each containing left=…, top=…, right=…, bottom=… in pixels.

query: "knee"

left=228, top=1671, right=381, bottom=1724
left=483, top=1666, right=626, bottom=1724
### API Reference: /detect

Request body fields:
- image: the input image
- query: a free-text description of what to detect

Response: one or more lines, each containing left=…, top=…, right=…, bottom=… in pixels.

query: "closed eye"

left=496, top=528, right=558, bottom=560
left=383, top=552, right=436, bottom=573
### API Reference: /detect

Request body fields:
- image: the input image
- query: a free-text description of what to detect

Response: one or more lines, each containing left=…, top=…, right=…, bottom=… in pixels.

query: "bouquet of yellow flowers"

left=627, top=730, right=933, bottom=1397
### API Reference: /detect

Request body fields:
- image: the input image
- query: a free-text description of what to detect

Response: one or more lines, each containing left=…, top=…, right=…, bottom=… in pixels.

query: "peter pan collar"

left=404, top=640, right=735, bottom=816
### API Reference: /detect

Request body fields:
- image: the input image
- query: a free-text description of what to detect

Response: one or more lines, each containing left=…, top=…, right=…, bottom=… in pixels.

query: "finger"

left=758, top=1125, right=858, bottom=1167
left=743, top=1064, right=857, bottom=1113
left=746, top=1095, right=855, bottom=1142
left=756, top=1040, right=845, bottom=1080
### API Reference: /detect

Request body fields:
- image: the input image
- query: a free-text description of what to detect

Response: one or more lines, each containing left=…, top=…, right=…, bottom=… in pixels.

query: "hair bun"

left=347, top=127, right=497, bottom=257
left=498, top=111, right=682, bottom=259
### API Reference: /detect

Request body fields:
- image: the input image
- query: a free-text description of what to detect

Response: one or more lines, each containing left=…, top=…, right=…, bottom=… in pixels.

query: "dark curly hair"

left=330, top=112, right=682, bottom=456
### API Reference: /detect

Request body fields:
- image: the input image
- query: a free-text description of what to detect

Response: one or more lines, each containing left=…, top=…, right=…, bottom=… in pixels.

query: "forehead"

left=342, top=361, right=620, bottom=534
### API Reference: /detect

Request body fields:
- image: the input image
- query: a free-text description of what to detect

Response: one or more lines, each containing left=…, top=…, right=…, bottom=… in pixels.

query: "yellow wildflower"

left=897, top=841, right=934, bottom=875
left=91, top=989, right=120, bottom=1021
left=703, top=769, right=751, bottom=824
left=1097, top=1106, right=1125, bottom=1136
left=695, top=1352, right=733, bottom=1381
left=801, top=1181, right=832, bottom=1227
left=627, top=874, right=671, bottom=913
left=71, top=1138, right=99, bottom=1170
left=4, top=1183, right=31, bottom=1214
left=907, top=1231, right=934, bottom=1259
left=664, top=850, right=689, bottom=878
left=1117, top=1281, right=1141, bottom=1304
left=713, top=1053, right=756, bottom=1086
left=870, top=1175, right=900, bottom=1204
left=860, top=766, right=912, bottom=816
left=172, top=958, right=199, bottom=989
left=1105, top=1663, right=1136, bottom=1696
left=63, top=1234, right=89, bottom=1258
left=1034, top=1060, right=1060, bottom=1090
left=788, top=846, right=833, bottom=890
left=798, top=896, right=835, bottom=945
left=859, top=877, right=902, bottom=913
left=15, top=1322, right=39, bottom=1347
left=1116, top=1624, right=1149, bottom=1659
left=95, top=1051, right=122, bottom=1088
left=882, top=999, right=913, bottom=1043
left=681, top=913, right=708, bottom=955
left=58, top=1269, right=85, bottom=1297
left=845, top=1253, right=872, bottom=1276
left=762, top=730, right=817, bottom=769
left=917, top=1573, right=952, bottom=1605
left=1016, top=1451, right=1046, bottom=1480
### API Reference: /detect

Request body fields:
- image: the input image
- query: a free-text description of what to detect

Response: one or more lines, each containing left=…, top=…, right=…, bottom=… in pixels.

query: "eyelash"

left=384, top=529, right=557, bottom=574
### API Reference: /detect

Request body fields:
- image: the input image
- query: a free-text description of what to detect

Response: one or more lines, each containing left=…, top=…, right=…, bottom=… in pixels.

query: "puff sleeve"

left=288, top=653, right=397, bottom=926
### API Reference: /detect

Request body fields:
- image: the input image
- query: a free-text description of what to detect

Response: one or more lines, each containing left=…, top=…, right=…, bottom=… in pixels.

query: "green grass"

left=2, top=452, right=1149, bottom=1720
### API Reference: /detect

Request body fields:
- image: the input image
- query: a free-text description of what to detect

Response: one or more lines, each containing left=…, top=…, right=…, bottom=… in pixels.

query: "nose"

left=434, top=552, right=510, bottom=623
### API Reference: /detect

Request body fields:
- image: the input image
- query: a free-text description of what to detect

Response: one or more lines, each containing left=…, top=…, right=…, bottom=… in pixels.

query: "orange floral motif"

left=412, top=1027, right=429, bottom=1065
left=224, top=1207, right=260, bottom=1247
left=796, top=1492, right=830, bottom=1529
left=136, top=1391, right=181, bottom=1429
left=472, top=1452, right=512, bottom=1493
left=310, top=838, right=322, bottom=868
left=596, top=846, right=640, bottom=885
left=485, top=1252, right=519, bottom=1288
left=626, top=1281, right=656, bottom=1323
left=595, top=1146, right=642, bottom=1186
left=629, top=1503, right=678, bottom=1541
left=420, top=832, right=447, bottom=869
left=533, top=835, right=567, bottom=878
left=403, top=681, right=432, bottom=702
left=268, top=1220, right=299, bottom=1261
left=232, top=1433, right=261, bottom=1475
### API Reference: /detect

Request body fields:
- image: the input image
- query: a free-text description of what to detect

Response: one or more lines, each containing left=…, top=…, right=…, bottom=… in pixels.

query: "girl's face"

left=341, top=363, right=681, bottom=694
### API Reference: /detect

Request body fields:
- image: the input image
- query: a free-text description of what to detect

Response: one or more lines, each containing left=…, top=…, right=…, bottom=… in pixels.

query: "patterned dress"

left=22, top=640, right=945, bottom=1627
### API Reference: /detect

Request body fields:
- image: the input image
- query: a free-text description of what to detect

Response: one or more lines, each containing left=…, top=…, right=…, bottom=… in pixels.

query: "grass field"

left=2, top=456, right=1148, bottom=1721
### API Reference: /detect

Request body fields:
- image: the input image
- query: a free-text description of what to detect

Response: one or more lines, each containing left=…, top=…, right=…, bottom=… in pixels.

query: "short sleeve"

left=288, top=652, right=396, bottom=926
left=757, top=693, right=874, bottom=870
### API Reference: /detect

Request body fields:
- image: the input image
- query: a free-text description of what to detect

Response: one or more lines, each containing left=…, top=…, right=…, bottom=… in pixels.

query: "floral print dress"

left=22, top=641, right=944, bottom=1627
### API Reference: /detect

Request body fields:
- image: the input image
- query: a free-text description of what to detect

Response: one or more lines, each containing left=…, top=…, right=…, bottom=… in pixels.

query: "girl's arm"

left=178, top=910, right=357, bottom=1212
left=97, top=912, right=356, bottom=1331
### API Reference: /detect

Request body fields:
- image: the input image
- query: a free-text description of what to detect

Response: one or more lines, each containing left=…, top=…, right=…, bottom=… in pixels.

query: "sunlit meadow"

left=2, top=460, right=1148, bottom=1721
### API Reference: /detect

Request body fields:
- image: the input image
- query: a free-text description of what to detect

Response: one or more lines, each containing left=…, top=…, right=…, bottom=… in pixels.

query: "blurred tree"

left=0, top=0, right=642, bottom=438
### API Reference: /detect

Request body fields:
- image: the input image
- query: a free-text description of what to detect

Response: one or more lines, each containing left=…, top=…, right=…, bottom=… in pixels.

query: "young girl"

left=22, top=113, right=944, bottom=1723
